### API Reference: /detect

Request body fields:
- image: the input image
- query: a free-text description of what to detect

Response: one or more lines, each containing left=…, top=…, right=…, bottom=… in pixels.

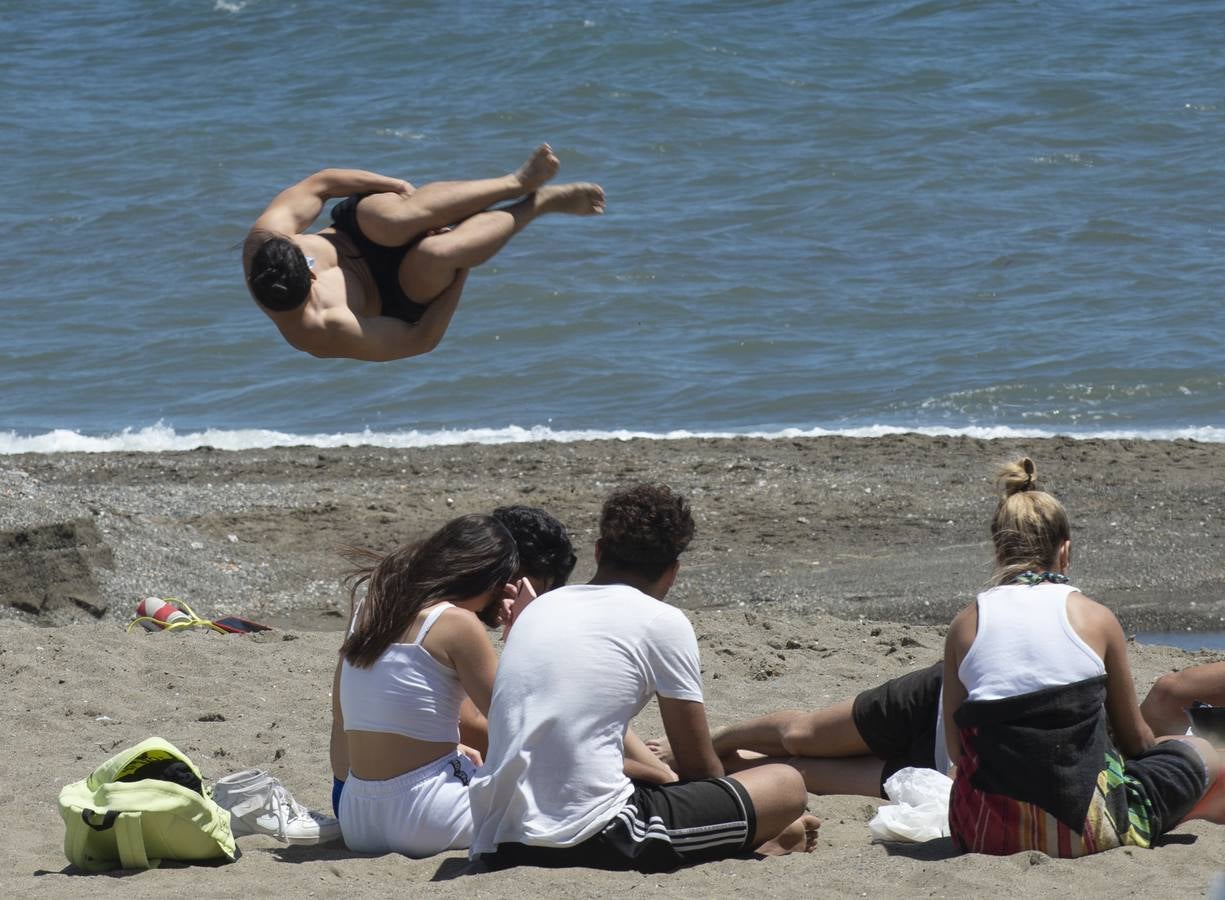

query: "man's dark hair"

left=597, top=483, right=694, bottom=580
left=492, top=505, right=577, bottom=589
left=247, top=235, right=312, bottom=311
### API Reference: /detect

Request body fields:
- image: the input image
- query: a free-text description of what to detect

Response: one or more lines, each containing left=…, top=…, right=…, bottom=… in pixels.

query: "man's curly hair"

left=598, top=483, right=694, bottom=579
left=492, top=505, right=577, bottom=588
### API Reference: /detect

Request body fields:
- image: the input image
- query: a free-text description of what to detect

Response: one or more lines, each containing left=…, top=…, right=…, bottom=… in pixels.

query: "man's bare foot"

left=536, top=182, right=605, bottom=215
left=515, top=144, right=560, bottom=193
left=645, top=737, right=676, bottom=769
left=757, top=814, right=821, bottom=856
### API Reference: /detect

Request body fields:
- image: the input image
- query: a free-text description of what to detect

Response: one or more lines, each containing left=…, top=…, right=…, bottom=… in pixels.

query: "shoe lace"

left=267, top=782, right=312, bottom=830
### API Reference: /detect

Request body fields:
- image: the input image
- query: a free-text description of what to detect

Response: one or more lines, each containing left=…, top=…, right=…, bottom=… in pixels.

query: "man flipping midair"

left=244, top=145, right=603, bottom=361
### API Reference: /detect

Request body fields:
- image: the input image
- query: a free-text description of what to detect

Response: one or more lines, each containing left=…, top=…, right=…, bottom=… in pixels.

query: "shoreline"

left=4, top=423, right=1225, bottom=457
left=3, top=433, right=1223, bottom=633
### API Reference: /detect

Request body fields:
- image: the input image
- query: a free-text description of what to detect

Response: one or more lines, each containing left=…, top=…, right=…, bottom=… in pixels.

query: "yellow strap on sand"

left=125, top=598, right=229, bottom=635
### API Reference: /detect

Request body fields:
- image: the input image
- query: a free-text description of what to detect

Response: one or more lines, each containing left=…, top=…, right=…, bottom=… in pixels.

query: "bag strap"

left=81, top=808, right=120, bottom=831
left=113, top=811, right=151, bottom=870
left=70, top=808, right=152, bottom=871
left=66, top=810, right=97, bottom=869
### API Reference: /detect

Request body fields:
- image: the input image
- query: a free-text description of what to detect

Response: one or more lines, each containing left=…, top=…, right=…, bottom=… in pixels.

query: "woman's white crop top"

left=339, top=602, right=465, bottom=744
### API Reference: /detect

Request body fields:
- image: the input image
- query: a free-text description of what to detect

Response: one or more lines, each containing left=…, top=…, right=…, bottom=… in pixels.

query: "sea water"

left=1135, top=632, right=1225, bottom=653
left=2, top=1, right=1222, bottom=453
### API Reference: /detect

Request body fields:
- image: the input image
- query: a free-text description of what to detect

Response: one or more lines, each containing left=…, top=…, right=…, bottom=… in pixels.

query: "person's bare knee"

left=729, top=764, right=808, bottom=847
left=781, top=700, right=865, bottom=757
left=780, top=715, right=819, bottom=756
left=1143, top=663, right=1225, bottom=731
left=1141, top=673, right=1188, bottom=735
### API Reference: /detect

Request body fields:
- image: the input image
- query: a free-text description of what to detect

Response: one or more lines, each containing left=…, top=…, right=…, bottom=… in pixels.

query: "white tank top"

left=339, top=602, right=465, bottom=743
left=958, top=582, right=1105, bottom=702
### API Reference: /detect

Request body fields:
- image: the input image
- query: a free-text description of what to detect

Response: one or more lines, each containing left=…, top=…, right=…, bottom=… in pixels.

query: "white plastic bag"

left=867, top=766, right=952, bottom=843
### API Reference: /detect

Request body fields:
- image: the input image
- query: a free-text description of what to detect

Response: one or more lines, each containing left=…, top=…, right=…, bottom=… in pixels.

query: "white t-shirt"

left=468, top=583, right=704, bottom=853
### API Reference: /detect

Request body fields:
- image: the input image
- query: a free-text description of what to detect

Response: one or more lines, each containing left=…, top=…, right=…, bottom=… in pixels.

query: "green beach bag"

left=57, top=736, right=237, bottom=871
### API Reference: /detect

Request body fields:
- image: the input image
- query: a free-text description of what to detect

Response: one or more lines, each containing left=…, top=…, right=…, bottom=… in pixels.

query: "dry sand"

left=3, top=435, right=1224, bottom=897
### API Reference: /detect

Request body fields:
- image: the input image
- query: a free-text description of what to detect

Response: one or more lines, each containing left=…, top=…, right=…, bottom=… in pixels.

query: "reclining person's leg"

left=723, top=749, right=888, bottom=798
left=711, top=700, right=872, bottom=760
left=1142, top=662, right=1225, bottom=737
left=680, top=663, right=944, bottom=799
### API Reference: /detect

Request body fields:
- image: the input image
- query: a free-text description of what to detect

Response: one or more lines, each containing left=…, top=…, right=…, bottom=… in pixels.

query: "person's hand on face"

left=501, top=577, right=538, bottom=641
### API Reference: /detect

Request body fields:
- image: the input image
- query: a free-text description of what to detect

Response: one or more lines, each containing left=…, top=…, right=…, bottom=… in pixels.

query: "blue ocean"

left=3, top=1, right=1222, bottom=453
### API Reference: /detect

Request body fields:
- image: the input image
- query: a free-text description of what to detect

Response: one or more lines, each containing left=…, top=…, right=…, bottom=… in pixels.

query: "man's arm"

left=249, top=168, right=411, bottom=238
left=624, top=726, right=678, bottom=784
left=311, top=270, right=468, bottom=362
left=658, top=696, right=724, bottom=781
left=459, top=696, right=489, bottom=756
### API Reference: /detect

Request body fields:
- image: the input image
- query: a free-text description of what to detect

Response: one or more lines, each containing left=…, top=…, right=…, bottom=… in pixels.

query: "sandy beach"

left=4, top=434, right=1225, bottom=897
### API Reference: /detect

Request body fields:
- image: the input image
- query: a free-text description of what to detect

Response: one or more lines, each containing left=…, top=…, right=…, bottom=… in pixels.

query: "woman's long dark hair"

left=341, top=515, right=518, bottom=669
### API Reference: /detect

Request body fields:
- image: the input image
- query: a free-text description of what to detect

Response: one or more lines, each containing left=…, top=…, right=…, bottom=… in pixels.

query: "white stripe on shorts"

left=613, top=805, right=749, bottom=848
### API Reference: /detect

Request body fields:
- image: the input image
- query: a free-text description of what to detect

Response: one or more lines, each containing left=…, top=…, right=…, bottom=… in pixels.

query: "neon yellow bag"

left=58, top=737, right=237, bottom=871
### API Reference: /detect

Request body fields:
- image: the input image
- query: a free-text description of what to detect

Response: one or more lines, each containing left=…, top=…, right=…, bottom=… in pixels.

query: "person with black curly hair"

left=469, top=484, right=819, bottom=872
left=491, top=505, right=578, bottom=613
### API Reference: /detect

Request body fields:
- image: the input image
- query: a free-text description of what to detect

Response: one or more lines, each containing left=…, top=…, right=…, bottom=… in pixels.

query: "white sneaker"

left=212, top=769, right=340, bottom=845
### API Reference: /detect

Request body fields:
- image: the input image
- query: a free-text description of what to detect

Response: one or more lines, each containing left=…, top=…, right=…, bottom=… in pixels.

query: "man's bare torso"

left=302, top=231, right=380, bottom=314
left=265, top=231, right=380, bottom=354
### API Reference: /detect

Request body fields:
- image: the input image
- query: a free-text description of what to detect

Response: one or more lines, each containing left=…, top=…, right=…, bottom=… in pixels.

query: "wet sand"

left=3, top=435, right=1225, bottom=896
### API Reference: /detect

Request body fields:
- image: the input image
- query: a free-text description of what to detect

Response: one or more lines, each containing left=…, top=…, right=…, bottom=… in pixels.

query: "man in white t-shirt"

left=468, top=484, right=819, bottom=871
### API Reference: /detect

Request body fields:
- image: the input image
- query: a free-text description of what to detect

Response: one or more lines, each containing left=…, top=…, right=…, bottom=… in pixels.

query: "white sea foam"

left=2, top=422, right=1223, bottom=455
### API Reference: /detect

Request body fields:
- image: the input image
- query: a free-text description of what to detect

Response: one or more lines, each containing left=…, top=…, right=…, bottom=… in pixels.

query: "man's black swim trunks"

left=330, top=195, right=430, bottom=324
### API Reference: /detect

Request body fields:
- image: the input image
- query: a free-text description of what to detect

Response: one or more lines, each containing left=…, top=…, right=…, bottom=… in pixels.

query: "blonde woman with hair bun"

left=942, top=457, right=1224, bottom=858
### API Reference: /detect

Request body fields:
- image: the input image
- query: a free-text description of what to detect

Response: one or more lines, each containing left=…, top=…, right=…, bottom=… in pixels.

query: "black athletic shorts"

left=330, top=194, right=431, bottom=324
left=851, top=661, right=943, bottom=797
left=479, top=776, right=757, bottom=873
left=1126, top=739, right=1210, bottom=838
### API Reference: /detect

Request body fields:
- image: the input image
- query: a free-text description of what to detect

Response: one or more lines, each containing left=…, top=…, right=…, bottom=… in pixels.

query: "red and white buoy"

left=134, top=597, right=192, bottom=631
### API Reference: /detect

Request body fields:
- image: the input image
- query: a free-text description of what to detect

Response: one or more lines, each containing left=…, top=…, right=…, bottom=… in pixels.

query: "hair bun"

left=1020, top=457, right=1035, bottom=491
left=997, top=457, right=1037, bottom=496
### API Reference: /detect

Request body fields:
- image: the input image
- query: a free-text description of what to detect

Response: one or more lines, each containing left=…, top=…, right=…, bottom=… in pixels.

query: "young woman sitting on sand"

left=943, top=457, right=1223, bottom=857
left=334, top=514, right=517, bottom=857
